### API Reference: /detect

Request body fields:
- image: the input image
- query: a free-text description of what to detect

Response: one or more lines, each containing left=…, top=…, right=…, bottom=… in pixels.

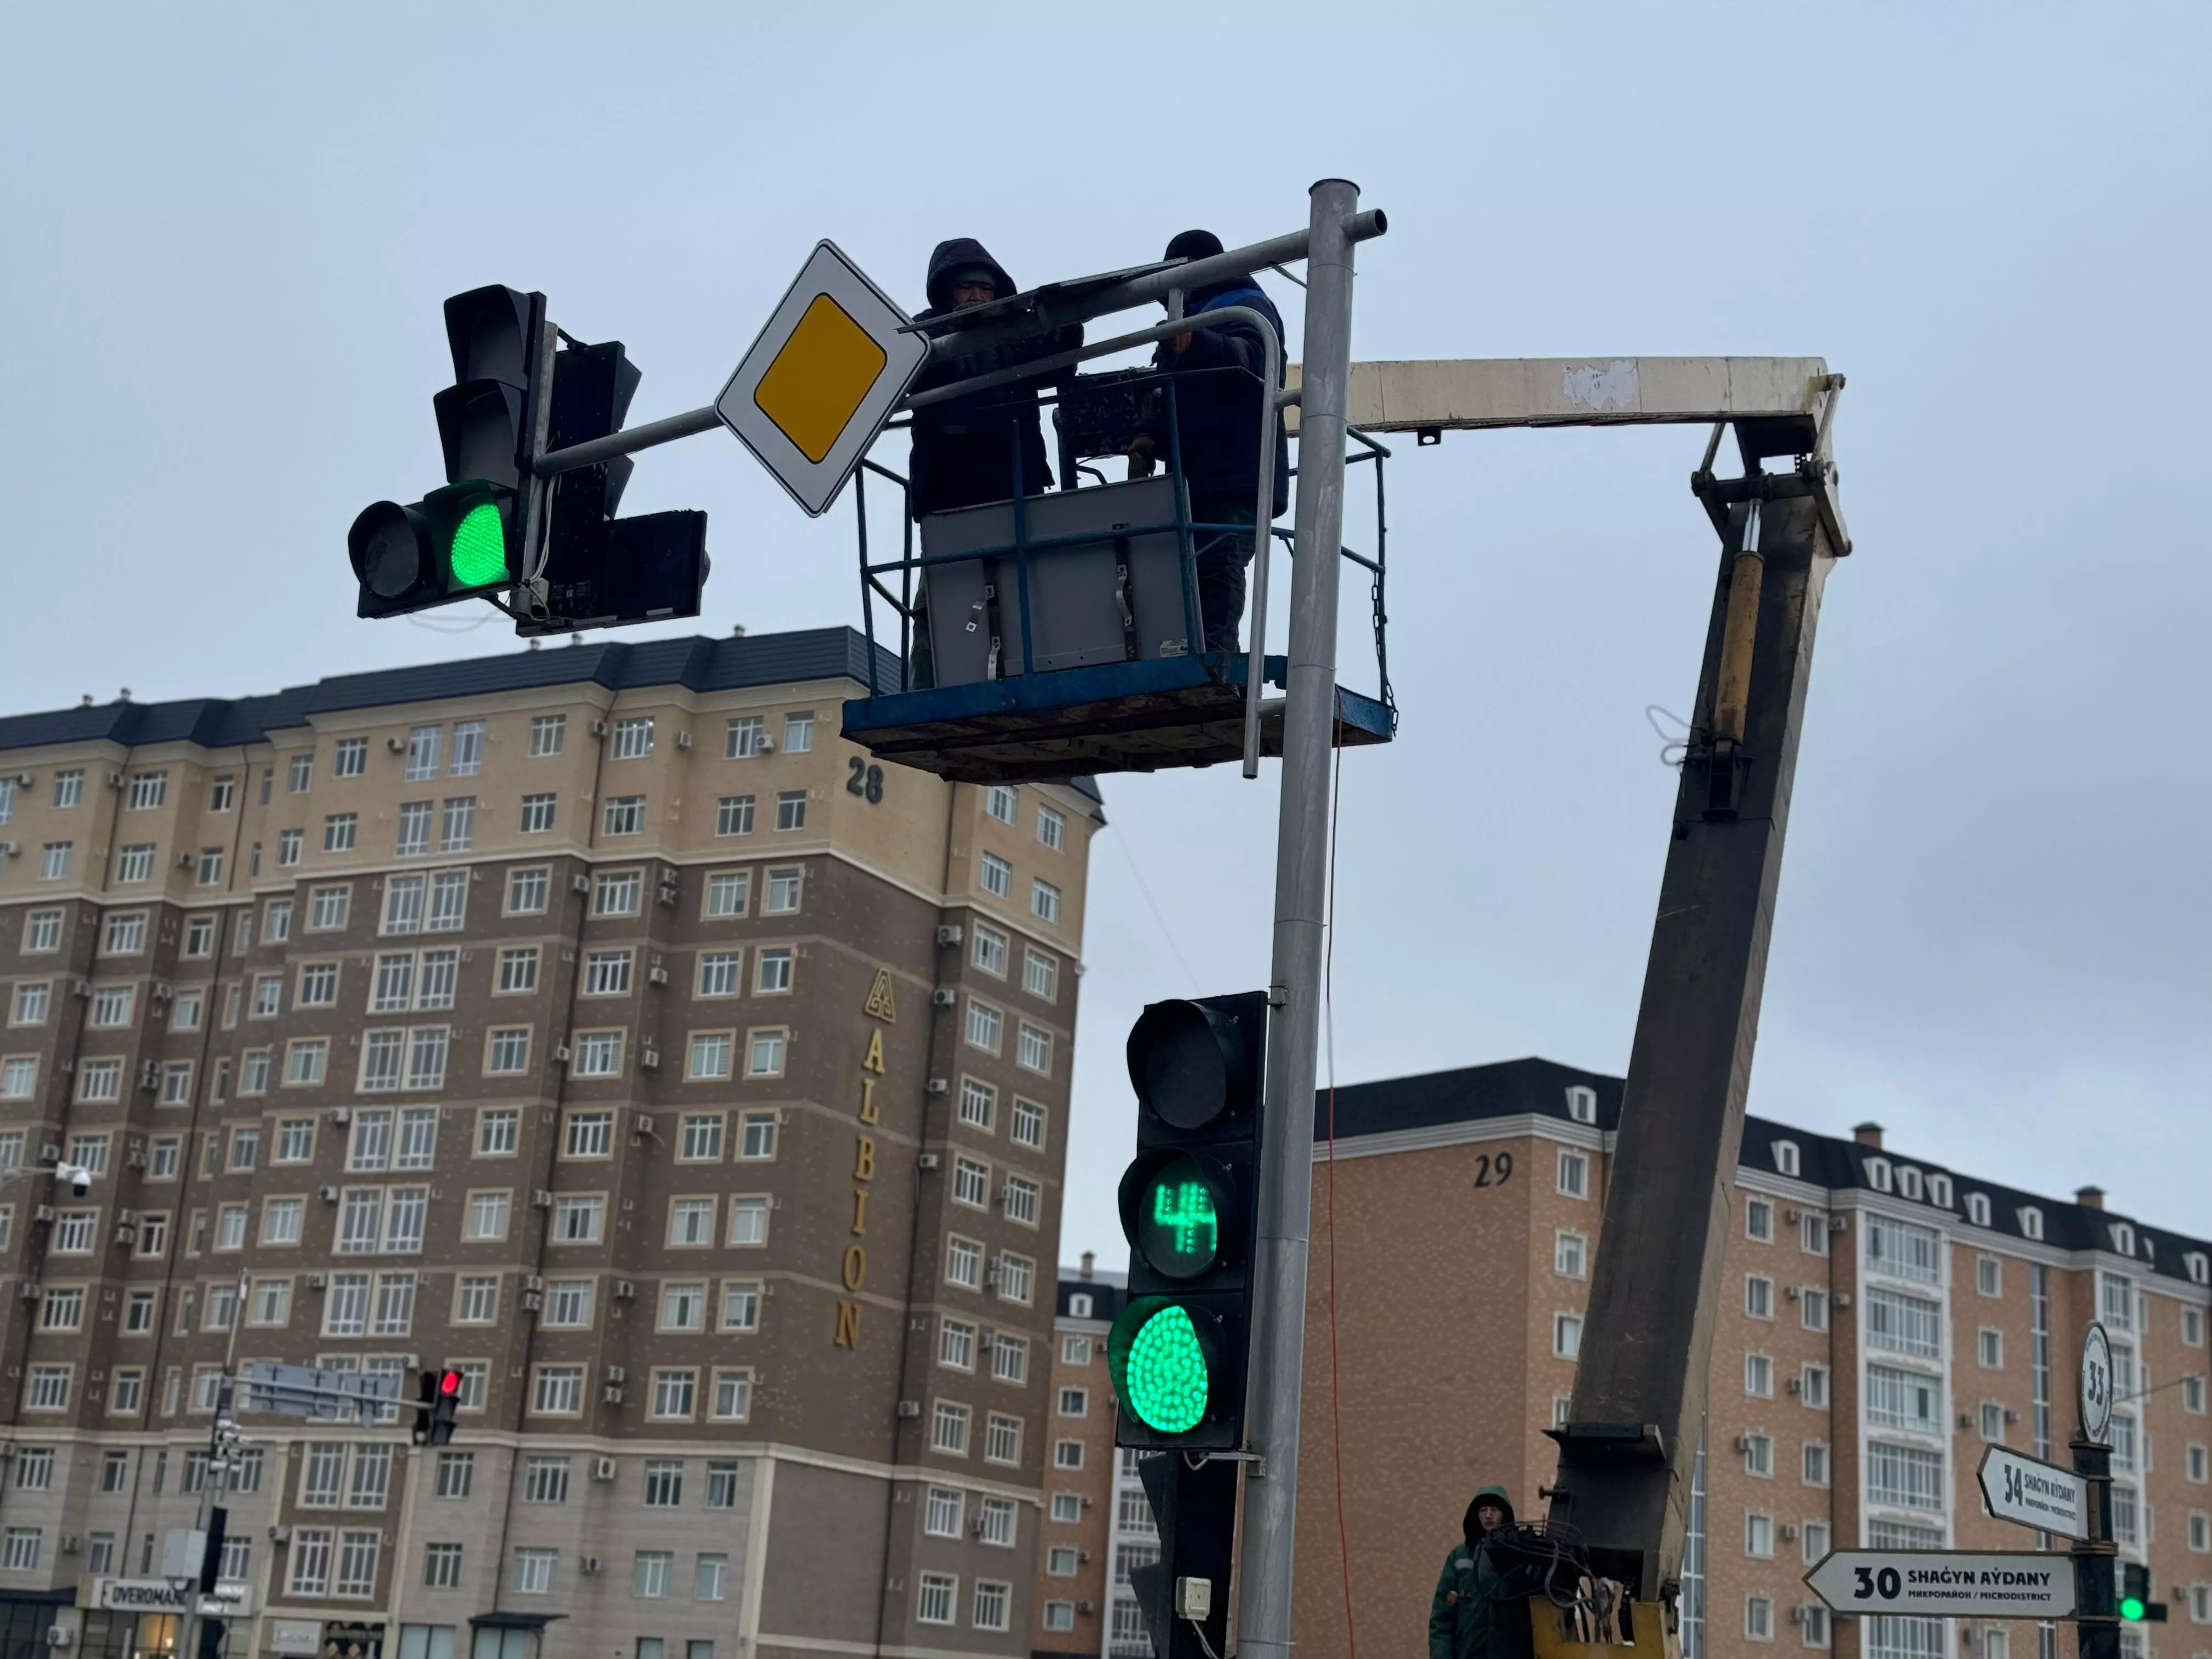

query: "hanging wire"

left=1645, top=704, right=1691, bottom=770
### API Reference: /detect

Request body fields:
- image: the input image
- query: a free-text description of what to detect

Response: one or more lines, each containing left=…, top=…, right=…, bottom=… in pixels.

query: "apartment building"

left=1032, top=1262, right=1122, bottom=1659
left=1048, top=1057, right=2212, bottom=1659
left=0, top=628, right=1102, bottom=1659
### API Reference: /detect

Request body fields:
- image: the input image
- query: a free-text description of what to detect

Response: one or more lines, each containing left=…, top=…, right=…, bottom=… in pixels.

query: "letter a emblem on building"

left=717, top=240, right=930, bottom=517
left=864, top=968, right=896, bottom=1023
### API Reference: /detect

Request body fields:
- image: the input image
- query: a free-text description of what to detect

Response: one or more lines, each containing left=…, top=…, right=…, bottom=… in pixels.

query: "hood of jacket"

left=1463, top=1485, right=1516, bottom=1547
left=924, top=238, right=1017, bottom=315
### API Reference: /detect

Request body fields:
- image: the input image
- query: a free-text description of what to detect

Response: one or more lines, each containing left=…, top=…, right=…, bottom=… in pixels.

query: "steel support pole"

left=2073, top=1436, right=2118, bottom=1659
left=1237, top=177, right=1361, bottom=1659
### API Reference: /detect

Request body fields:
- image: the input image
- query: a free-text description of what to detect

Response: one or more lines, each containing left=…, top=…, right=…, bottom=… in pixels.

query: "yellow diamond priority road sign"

left=718, top=241, right=930, bottom=517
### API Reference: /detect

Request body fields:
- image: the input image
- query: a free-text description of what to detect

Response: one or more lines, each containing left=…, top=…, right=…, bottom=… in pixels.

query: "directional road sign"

left=2081, top=1322, right=2114, bottom=1444
left=716, top=240, right=930, bottom=518
left=1805, top=1551, right=2076, bottom=1620
left=1978, top=1445, right=2090, bottom=1541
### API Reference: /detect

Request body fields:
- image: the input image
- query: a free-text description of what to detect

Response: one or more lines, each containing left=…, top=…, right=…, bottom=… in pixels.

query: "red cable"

left=1324, top=688, right=1358, bottom=1659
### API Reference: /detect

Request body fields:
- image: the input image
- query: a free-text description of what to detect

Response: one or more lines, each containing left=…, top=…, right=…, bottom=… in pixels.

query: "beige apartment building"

left=0, top=628, right=1102, bottom=1659
left=1047, top=1058, right=2212, bottom=1659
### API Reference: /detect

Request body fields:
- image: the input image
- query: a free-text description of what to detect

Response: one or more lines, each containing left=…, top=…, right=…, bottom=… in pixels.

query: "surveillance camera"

left=70, top=1171, right=90, bottom=1198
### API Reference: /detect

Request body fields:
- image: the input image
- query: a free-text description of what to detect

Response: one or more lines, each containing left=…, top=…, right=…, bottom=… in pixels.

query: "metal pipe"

left=1237, top=178, right=1362, bottom=1659
left=920, top=209, right=1385, bottom=365
left=902, top=308, right=1276, bottom=414
left=534, top=402, right=722, bottom=477
left=1712, top=501, right=1765, bottom=743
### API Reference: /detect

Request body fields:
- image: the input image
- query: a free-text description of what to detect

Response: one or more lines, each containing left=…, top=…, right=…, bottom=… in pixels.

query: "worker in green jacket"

left=1429, top=1485, right=1537, bottom=1659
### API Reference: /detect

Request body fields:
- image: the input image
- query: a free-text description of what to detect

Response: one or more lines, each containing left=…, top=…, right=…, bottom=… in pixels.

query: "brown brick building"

left=0, top=629, right=1102, bottom=1659
left=1052, top=1059, right=2212, bottom=1659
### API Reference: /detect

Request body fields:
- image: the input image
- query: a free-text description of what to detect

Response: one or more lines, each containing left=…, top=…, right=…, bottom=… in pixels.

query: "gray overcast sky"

left=6, top=4, right=2208, bottom=1268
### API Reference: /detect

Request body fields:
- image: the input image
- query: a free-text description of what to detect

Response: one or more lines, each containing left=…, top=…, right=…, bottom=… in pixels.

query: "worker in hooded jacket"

left=902, top=238, right=1078, bottom=686
left=1429, top=1485, right=1537, bottom=1659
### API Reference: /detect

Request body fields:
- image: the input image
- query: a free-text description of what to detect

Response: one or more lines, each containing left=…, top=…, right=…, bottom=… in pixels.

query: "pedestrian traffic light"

left=351, top=286, right=550, bottom=618
left=514, top=337, right=709, bottom=637
left=1108, top=992, right=1268, bottom=1452
left=2120, top=1561, right=2166, bottom=1622
left=414, top=1366, right=464, bottom=1447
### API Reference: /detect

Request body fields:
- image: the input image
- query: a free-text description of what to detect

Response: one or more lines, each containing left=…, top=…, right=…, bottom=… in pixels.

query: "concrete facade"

left=0, top=630, right=1100, bottom=1659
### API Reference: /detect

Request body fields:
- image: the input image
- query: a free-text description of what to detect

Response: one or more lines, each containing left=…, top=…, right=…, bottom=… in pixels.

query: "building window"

left=1558, top=1150, right=1588, bottom=1199
left=518, top=793, right=555, bottom=833
left=1554, top=1313, right=1582, bottom=1359
left=985, top=786, right=1016, bottom=825
left=529, top=714, right=566, bottom=757
left=1866, top=1288, right=1942, bottom=1358
left=985, top=1414, right=1022, bottom=1464
left=1746, top=1353, right=1774, bottom=1398
left=1866, top=1441, right=1944, bottom=1510
left=775, top=790, right=806, bottom=831
left=595, top=870, right=642, bottom=914
left=613, top=715, right=654, bottom=759
left=756, top=947, right=793, bottom=994
left=512, top=1548, right=557, bottom=1595
left=1031, top=878, right=1060, bottom=923
left=932, top=1402, right=970, bottom=1456
left=765, top=867, right=802, bottom=912
left=1745, top=1276, right=1773, bottom=1319
left=715, top=794, right=755, bottom=836
left=973, top=1581, right=1011, bottom=1632
left=1037, top=803, right=1065, bottom=850
left=1741, top=1434, right=1773, bottom=1477
left=1977, top=1255, right=2002, bottom=1296
left=729, top=1197, right=769, bottom=1247
left=1013, top=1098, right=1048, bottom=1149
left=424, top=1542, right=463, bottom=1589
left=1024, top=948, right=1059, bottom=1000
left=1554, top=1231, right=1587, bottom=1278
left=603, top=795, right=645, bottom=836
left=706, top=870, right=750, bottom=916
left=966, top=1000, right=1003, bottom=1053
left=1866, top=1216, right=1943, bottom=1284
left=1799, top=1364, right=1829, bottom=1409
left=972, top=922, right=1008, bottom=975
left=1054, top=1439, right=1084, bottom=1470
left=1803, top=1442, right=1830, bottom=1487
left=1799, top=1288, right=1829, bottom=1332
left=917, top=1573, right=956, bottom=1626
left=1745, top=1513, right=1774, bottom=1558
left=958, top=1078, right=996, bottom=1131
left=725, top=716, right=764, bottom=758
left=1979, top=1328, right=2004, bottom=1369
left=980, top=851, right=1012, bottom=899
left=1745, top=1596, right=1773, bottom=1642
left=746, top=1028, right=787, bottom=1077
left=1746, top=1198, right=1773, bottom=1242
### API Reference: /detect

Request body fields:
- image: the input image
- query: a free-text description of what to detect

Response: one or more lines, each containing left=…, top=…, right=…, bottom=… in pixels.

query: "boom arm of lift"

left=1537, top=404, right=1848, bottom=1652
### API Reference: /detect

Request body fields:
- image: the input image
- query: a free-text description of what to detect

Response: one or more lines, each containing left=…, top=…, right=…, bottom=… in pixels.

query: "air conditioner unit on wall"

left=592, top=1457, right=617, bottom=1481
left=932, top=988, right=957, bottom=1007
left=935, top=926, right=963, bottom=945
left=926, top=1078, right=949, bottom=1096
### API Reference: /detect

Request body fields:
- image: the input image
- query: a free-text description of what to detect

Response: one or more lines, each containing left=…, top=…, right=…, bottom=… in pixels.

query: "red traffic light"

left=438, top=1368, right=464, bottom=1397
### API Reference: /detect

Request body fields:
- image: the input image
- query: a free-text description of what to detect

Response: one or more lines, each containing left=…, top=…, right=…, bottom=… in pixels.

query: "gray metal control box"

left=920, top=475, right=1194, bottom=686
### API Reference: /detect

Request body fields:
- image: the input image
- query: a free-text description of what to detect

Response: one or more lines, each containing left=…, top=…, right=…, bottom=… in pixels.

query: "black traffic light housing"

left=351, top=286, right=549, bottom=619
left=1108, top=992, right=1268, bottom=1453
left=349, top=287, right=710, bottom=632
left=2120, top=1561, right=2166, bottom=1623
left=414, top=1366, right=464, bottom=1447
left=1126, top=1453, right=1238, bottom=1659
left=515, top=338, right=709, bottom=636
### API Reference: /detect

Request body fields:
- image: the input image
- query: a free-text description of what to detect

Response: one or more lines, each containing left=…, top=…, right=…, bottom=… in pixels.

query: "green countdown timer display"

left=1110, top=1299, right=1214, bottom=1435
left=1133, top=1154, right=1224, bottom=1280
left=447, top=501, right=509, bottom=588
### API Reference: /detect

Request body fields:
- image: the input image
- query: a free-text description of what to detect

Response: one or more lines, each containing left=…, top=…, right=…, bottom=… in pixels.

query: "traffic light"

left=2121, top=1561, right=2166, bottom=1623
left=1126, top=1453, right=1237, bottom=1659
left=514, top=337, right=709, bottom=636
left=351, top=286, right=550, bottom=618
left=1108, top=992, right=1268, bottom=1451
left=414, top=1366, right=464, bottom=1447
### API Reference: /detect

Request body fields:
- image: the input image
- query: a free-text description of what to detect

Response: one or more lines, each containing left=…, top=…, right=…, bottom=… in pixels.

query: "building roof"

left=0, top=629, right=1102, bottom=803
left=1324, top=1056, right=2210, bottom=1291
left=1054, top=1273, right=1129, bottom=1323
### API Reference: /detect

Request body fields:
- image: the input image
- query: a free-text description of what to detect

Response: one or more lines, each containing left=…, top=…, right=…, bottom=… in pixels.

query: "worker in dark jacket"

left=1429, top=1485, right=1537, bottom=1659
left=906, top=238, right=1068, bottom=518
left=1128, top=228, right=1290, bottom=654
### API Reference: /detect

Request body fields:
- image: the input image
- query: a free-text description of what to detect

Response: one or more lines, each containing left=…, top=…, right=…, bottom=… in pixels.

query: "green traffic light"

left=447, top=501, right=507, bottom=588
left=1132, top=1154, right=1222, bottom=1279
left=1122, top=1303, right=1211, bottom=1434
left=2121, top=1598, right=2147, bottom=1622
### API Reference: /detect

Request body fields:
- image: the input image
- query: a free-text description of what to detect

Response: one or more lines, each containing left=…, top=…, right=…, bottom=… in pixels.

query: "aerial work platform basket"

left=838, top=357, right=1396, bottom=785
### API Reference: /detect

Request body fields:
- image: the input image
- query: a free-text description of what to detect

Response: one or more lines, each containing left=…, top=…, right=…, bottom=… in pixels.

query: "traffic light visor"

left=1120, top=1149, right=1233, bottom=1280
left=1127, top=1000, right=1254, bottom=1131
left=349, top=501, right=432, bottom=602
left=1110, top=1296, right=1221, bottom=1436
